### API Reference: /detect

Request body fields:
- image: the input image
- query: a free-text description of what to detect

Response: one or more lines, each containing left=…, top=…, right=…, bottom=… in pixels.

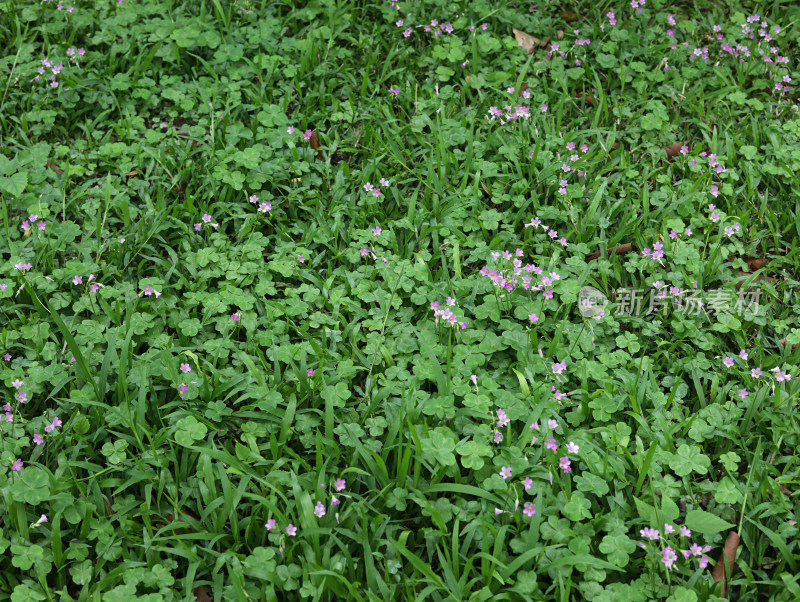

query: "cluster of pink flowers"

left=480, top=248, right=564, bottom=302
left=20, top=213, right=46, bottom=232
left=430, top=297, right=467, bottom=330
left=363, top=178, right=390, bottom=198
left=523, top=217, right=570, bottom=248
left=639, top=524, right=712, bottom=571
left=194, top=213, right=219, bottom=231
left=140, top=285, right=162, bottom=298
left=630, top=0, right=645, bottom=14
left=248, top=194, right=272, bottom=215
left=265, top=478, right=347, bottom=540
left=14, top=262, right=33, bottom=271
left=177, top=380, right=199, bottom=399
left=34, top=58, right=65, bottom=88
left=641, top=240, right=665, bottom=265
left=666, top=14, right=790, bottom=96
left=65, top=47, right=85, bottom=64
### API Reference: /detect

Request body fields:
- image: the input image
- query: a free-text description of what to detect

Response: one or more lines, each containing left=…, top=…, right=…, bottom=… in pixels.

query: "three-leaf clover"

left=174, top=416, right=208, bottom=446
left=457, top=440, right=493, bottom=470
left=420, top=427, right=457, bottom=467
left=669, top=444, right=710, bottom=476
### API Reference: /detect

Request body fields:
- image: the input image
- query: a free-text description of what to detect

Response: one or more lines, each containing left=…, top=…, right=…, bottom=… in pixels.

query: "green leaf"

left=420, top=427, right=456, bottom=467
left=685, top=509, right=735, bottom=534
left=714, top=477, right=743, bottom=505
left=0, top=171, right=27, bottom=197
left=174, top=416, right=208, bottom=446
left=669, top=444, right=710, bottom=476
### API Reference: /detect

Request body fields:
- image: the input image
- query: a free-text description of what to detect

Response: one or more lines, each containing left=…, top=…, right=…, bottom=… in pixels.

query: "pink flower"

left=11, top=379, right=23, bottom=389
left=313, top=501, right=326, bottom=518
left=523, top=503, right=536, bottom=517
left=287, top=126, right=295, bottom=134
left=303, top=129, right=313, bottom=140
left=11, top=459, right=23, bottom=471
left=334, top=478, right=346, bottom=491
left=180, top=363, right=191, bottom=373
left=286, top=524, right=297, bottom=536
left=33, top=433, right=44, bottom=445
left=298, top=255, right=305, bottom=263
left=559, top=456, right=572, bottom=473
left=544, top=437, right=557, bottom=452
left=523, top=477, right=533, bottom=491
left=680, top=526, right=691, bottom=537
left=331, top=497, right=340, bottom=506
left=231, top=313, right=240, bottom=322
left=265, top=519, right=276, bottom=530
left=499, top=466, right=512, bottom=479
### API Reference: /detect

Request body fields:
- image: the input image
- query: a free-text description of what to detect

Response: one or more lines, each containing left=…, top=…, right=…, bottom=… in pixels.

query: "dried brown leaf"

left=309, top=131, right=322, bottom=160
left=194, top=586, right=212, bottom=602
left=734, top=271, right=774, bottom=289
left=712, top=531, right=740, bottom=598
left=586, top=242, right=633, bottom=262
left=664, top=141, right=688, bottom=158
left=513, top=28, right=540, bottom=54
left=560, top=10, right=577, bottom=23
left=126, top=169, right=140, bottom=177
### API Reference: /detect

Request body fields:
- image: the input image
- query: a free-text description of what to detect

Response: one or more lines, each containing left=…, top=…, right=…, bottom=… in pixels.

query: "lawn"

left=1, top=0, right=799, bottom=599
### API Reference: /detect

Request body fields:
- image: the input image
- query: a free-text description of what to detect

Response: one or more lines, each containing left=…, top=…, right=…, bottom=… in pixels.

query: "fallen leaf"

left=125, top=169, right=139, bottom=177
left=194, top=586, right=212, bottom=602
left=586, top=242, right=633, bottom=262
left=45, top=160, right=64, bottom=175
left=712, top=531, right=740, bottom=598
left=556, top=29, right=564, bottom=40
left=664, top=141, right=688, bottom=158
left=734, top=271, right=774, bottom=289
left=745, top=257, right=765, bottom=271
left=480, top=181, right=491, bottom=196
left=560, top=10, right=577, bottom=22
left=309, top=130, right=322, bottom=160
left=513, top=28, right=540, bottom=54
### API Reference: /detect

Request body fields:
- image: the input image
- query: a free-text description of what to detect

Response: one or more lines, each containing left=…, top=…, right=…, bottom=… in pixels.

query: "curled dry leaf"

left=193, top=586, right=212, bottom=602
left=560, top=10, right=578, bottom=23
left=664, top=140, right=688, bottom=158
left=125, top=169, right=140, bottom=177
left=309, top=130, right=322, bottom=160
left=512, top=28, right=540, bottom=54
left=586, top=242, right=633, bottom=262
left=734, top=271, right=774, bottom=290
left=712, top=530, right=740, bottom=598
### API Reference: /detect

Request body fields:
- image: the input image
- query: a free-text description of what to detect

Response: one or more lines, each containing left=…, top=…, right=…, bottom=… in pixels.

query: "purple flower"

left=559, top=456, right=572, bottom=473
left=661, top=546, right=678, bottom=570
left=499, top=466, right=512, bottom=479
left=522, top=503, right=536, bottom=517
left=265, top=519, right=276, bottom=530
left=334, top=478, right=346, bottom=491
left=313, top=501, right=326, bottom=518
left=640, top=527, right=660, bottom=540
left=680, top=526, right=691, bottom=537
left=180, top=363, right=191, bottom=373
left=33, top=433, right=44, bottom=445
left=286, top=524, right=297, bottom=536
left=544, top=437, right=557, bottom=452
left=11, top=459, right=23, bottom=471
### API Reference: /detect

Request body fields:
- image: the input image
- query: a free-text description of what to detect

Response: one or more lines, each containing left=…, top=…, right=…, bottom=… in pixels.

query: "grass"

left=1, top=0, right=800, bottom=600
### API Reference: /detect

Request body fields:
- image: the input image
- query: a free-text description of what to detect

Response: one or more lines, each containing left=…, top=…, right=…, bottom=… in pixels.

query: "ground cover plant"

left=1, top=0, right=799, bottom=599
